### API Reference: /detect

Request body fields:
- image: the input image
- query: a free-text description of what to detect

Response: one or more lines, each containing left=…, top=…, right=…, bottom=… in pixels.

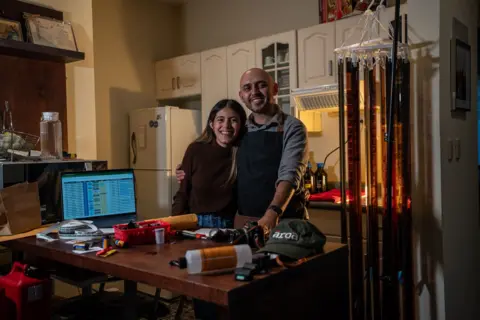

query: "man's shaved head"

left=238, top=68, right=278, bottom=115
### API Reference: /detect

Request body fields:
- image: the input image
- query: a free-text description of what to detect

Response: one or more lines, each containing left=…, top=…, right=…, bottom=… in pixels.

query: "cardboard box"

left=0, top=182, right=41, bottom=236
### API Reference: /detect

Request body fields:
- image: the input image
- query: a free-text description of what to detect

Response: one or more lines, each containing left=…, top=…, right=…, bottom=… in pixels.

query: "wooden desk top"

left=5, top=237, right=347, bottom=307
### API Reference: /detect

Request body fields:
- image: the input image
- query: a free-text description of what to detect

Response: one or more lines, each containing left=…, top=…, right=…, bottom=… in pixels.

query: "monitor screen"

left=61, top=170, right=136, bottom=220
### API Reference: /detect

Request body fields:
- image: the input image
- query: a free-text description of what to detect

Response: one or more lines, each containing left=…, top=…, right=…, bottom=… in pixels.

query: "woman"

left=172, top=99, right=247, bottom=228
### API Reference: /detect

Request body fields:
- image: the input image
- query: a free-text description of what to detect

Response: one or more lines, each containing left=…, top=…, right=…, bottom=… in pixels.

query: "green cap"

left=258, top=219, right=326, bottom=260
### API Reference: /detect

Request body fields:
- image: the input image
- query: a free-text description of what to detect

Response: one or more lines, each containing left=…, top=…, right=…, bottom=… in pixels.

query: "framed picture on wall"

left=0, top=17, right=23, bottom=41
left=23, top=13, right=78, bottom=51
left=451, top=38, right=471, bottom=111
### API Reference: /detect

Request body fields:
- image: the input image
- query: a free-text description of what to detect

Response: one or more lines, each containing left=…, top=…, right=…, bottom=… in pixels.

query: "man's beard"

left=246, top=94, right=272, bottom=113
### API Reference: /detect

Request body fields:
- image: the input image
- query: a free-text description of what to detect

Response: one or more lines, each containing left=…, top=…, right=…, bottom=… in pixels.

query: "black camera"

left=210, top=221, right=266, bottom=250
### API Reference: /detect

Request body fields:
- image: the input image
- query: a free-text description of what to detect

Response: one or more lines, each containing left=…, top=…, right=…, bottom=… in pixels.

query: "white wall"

left=25, top=0, right=97, bottom=159
left=92, top=0, right=182, bottom=168
left=410, top=0, right=480, bottom=319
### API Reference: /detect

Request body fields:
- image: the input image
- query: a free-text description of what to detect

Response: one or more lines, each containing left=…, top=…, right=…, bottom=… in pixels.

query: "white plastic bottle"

left=185, top=244, right=252, bottom=275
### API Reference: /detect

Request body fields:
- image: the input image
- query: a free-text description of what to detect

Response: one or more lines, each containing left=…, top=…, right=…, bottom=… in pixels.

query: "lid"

left=317, top=163, right=324, bottom=168
left=178, top=257, right=187, bottom=269
left=42, top=112, right=59, bottom=121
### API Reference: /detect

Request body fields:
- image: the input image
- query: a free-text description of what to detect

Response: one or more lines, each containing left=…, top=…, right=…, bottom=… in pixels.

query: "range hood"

left=291, top=84, right=346, bottom=112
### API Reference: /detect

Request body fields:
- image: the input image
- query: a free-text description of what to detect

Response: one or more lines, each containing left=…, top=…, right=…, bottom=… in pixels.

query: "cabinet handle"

left=176, top=76, right=180, bottom=89
left=328, top=60, right=333, bottom=76
left=172, top=78, right=175, bottom=90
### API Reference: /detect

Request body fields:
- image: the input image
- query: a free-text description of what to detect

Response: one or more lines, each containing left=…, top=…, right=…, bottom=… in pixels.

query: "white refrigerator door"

left=135, top=169, right=172, bottom=220
left=169, top=108, right=202, bottom=195
left=129, top=107, right=171, bottom=170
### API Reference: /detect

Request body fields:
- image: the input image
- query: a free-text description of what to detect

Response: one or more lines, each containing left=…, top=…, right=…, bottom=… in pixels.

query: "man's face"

left=239, top=69, right=278, bottom=114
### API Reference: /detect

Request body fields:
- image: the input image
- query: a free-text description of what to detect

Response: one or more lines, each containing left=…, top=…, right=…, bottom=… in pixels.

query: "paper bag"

left=0, top=182, right=41, bottom=236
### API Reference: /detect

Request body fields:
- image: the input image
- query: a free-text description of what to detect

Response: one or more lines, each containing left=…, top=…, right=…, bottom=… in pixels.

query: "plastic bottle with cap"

left=184, top=244, right=252, bottom=275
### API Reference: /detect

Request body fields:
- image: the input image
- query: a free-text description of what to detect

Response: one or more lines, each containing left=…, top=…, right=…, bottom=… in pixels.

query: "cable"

left=322, top=119, right=364, bottom=169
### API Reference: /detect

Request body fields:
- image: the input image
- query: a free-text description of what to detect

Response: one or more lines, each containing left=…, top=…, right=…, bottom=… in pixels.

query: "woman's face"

left=210, top=107, right=241, bottom=147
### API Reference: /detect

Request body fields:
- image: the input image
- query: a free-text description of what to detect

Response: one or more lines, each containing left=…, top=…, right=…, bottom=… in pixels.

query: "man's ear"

left=273, top=82, right=279, bottom=96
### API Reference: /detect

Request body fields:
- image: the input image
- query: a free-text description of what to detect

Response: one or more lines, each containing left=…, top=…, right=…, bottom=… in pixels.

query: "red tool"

left=96, top=246, right=117, bottom=257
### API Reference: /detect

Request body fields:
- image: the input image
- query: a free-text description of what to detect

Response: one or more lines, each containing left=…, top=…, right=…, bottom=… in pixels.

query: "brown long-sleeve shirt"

left=172, top=141, right=237, bottom=218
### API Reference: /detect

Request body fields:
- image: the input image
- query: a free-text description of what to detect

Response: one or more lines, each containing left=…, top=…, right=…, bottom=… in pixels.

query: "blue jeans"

left=196, top=214, right=233, bottom=229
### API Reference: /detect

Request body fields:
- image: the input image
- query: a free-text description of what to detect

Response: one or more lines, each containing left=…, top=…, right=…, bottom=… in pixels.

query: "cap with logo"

left=258, top=219, right=326, bottom=260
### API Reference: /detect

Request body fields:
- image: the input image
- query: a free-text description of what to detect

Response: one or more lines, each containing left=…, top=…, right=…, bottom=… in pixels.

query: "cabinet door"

left=255, top=30, right=297, bottom=115
left=227, top=40, right=256, bottom=115
left=297, top=22, right=336, bottom=88
left=174, top=53, right=201, bottom=97
left=201, top=47, right=228, bottom=128
left=155, top=59, right=175, bottom=100
left=379, top=4, right=408, bottom=44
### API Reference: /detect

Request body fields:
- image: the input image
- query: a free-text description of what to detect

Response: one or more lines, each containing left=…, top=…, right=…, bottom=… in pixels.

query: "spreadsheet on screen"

left=61, top=171, right=136, bottom=220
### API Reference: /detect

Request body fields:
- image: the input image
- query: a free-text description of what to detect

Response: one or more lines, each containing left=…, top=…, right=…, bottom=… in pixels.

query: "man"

left=177, top=68, right=309, bottom=229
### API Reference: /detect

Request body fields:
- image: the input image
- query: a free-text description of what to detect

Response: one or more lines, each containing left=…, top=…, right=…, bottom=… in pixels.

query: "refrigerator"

left=129, top=106, right=201, bottom=220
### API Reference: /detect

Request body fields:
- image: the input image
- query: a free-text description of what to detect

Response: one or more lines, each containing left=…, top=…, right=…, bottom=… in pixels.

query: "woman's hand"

left=176, top=164, right=185, bottom=183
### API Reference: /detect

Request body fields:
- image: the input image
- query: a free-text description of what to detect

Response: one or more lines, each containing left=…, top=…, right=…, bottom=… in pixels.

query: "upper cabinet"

left=379, top=4, right=409, bottom=44
left=201, top=47, right=228, bottom=128
left=256, top=30, right=297, bottom=115
left=227, top=40, right=256, bottom=115
left=155, top=59, right=175, bottom=100
left=155, top=53, right=201, bottom=100
left=297, top=22, right=336, bottom=88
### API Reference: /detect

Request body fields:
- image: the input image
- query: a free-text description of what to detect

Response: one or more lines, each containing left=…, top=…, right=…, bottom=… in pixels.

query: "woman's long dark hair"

left=196, top=99, right=247, bottom=184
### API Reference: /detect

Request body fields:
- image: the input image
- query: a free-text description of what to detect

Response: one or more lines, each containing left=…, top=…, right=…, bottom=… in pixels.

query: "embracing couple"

left=172, top=68, right=309, bottom=231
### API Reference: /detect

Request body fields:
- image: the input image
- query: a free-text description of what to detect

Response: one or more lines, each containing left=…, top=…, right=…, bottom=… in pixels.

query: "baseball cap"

left=258, top=219, right=326, bottom=260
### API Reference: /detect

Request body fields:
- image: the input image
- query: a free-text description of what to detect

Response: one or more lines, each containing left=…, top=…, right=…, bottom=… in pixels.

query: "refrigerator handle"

left=131, top=132, right=137, bottom=165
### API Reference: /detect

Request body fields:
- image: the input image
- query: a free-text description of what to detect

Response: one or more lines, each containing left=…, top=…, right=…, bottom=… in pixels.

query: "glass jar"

left=40, top=112, right=62, bottom=159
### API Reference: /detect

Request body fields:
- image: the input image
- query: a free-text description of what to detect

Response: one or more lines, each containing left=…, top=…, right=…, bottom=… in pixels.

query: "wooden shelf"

left=0, top=39, right=85, bottom=63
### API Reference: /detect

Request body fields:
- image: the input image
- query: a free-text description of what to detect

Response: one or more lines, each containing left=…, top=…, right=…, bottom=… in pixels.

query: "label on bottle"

left=200, top=246, right=238, bottom=272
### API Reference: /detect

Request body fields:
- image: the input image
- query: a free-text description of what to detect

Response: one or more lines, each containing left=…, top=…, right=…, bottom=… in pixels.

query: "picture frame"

left=23, top=13, right=78, bottom=51
left=0, top=17, right=23, bottom=42
left=451, top=38, right=471, bottom=111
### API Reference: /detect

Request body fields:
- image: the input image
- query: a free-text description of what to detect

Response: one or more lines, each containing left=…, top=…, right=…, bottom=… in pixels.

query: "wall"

left=409, top=0, right=480, bottom=319
left=92, top=0, right=182, bottom=168
left=439, top=0, right=480, bottom=318
left=180, top=0, right=319, bottom=54
left=24, top=0, right=97, bottom=159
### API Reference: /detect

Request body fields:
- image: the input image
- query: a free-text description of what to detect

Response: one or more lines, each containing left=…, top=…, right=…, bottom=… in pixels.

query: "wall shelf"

left=0, top=39, right=85, bottom=63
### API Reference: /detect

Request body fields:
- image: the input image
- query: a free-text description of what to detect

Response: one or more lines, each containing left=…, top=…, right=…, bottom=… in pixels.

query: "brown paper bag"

left=0, top=182, right=41, bottom=236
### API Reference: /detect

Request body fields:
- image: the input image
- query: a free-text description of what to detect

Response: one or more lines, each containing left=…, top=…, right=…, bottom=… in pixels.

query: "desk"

left=5, top=237, right=349, bottom=320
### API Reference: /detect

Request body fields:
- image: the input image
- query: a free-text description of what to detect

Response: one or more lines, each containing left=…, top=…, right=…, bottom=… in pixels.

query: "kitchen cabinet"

left=227, top=40, right=256, bottom=116
left=155, top=53, right=201, bottom=100
left=255, top=30, right=297, bottom=115
left=201, top=47, right=228, bottom=128
left=297, top=22, right=336, bottom=88
left=155, top=59, right=175, bottom=100
left=379, top=4, right=408, bottom=44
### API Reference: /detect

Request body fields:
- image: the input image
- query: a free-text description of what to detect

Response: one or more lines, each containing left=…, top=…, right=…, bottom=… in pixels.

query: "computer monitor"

left=60, top=169, right=136, bottom=223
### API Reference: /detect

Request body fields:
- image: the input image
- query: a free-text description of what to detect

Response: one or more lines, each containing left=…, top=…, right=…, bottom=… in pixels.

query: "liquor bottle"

left=315, top=163, right=328, bottom=192
left=304, top=162, right=314, bottom=193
